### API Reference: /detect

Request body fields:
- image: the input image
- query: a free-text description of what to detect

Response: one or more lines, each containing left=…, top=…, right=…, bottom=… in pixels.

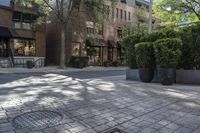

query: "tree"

left=135, top=6, right=148, bottom=33
left=19, top=0, right=117, bottom=68
left=153, top=0, right=200, bottom=25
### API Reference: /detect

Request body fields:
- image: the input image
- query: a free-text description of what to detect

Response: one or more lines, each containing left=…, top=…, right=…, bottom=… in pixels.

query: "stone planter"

left=139, top=68, right=154, bottom=82
left=158, top=68, right=176, bottom=85
left=126, top=69, right=140, bottom=81
left=176, top=70, right=200, bottom=85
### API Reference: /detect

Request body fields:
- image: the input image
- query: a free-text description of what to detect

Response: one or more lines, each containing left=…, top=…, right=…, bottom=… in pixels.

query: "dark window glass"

left=120, top=9, right=123, bottom=19
left=128, top=12, right=131, bottom=21
left=116, top=8, right=118, bottom=18
left=124, top=11, right=127, bottom=20
left=117, top=28, right=122, bottom=38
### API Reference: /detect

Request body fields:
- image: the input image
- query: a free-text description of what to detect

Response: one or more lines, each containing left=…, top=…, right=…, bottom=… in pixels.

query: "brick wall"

left=0, top=7, right=46, bottom=58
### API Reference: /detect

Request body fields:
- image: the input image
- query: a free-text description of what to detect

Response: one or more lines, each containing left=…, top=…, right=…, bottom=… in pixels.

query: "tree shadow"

left=0, top=73, right=199, bottom=133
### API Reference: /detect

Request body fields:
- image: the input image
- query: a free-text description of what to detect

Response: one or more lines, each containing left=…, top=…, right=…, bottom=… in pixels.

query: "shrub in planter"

left=112, top=61, right=118, bottom=67
left=135, top=42, right=155, bottom=82
left=178, top=24, right=200, bottom=69
left=103, top=61, right=109, bottom=67
left=26, top=60, right=34, bottom=69
left=123, top=32, right=148, bottom=69
left=154, top=38, right=182, bottom=85
left=69, top=56, right=89, bottom=68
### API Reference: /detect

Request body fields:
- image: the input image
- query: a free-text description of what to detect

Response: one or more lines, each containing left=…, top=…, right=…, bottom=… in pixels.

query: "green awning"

left=0, top=26, right=21, bottom=38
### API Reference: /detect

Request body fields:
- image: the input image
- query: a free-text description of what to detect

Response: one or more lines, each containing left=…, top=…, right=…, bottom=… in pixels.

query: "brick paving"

left=0, top=73, right=199, bottom=133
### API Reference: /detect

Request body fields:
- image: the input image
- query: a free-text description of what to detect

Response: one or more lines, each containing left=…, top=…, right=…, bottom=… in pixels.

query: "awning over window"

left=86, top=39, right=107, bottom=47
left=0, top=26, right=21, bottom=38
left=117, top=41, right=125, bottom=48
left=98, top=39, right=107, bottom=47
left=72, top=34, right=82, bottom=43
left=107, top=40, right=116, bottom=48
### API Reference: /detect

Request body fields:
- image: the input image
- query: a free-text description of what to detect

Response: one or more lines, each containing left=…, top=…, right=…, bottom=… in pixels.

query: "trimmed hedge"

left=123, top=25, right=200, bottom=70
left=154, top=38, right=182, bottom=68
left=179, top=24, right=200, bottom=69
left=123, top=33, right=148, bottom=69
left=135, top=42, right=155, bottom=68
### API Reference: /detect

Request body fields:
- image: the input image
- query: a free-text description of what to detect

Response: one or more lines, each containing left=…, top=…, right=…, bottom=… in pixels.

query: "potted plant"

left=69, top=56, right=89, bottom=68
left=135, top=42, right=155, bottom=82
left=154, top=38, right=182, bottom=85
left=112, top=61, right=118, bottom=67
left=26, top=60, right=34, bottom=69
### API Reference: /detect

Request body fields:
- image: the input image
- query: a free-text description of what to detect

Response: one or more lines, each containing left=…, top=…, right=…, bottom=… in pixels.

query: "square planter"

left=176, top=70, right=200, bottom=85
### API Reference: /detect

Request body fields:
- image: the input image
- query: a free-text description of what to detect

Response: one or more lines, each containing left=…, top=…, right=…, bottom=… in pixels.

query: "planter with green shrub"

left=112, top=61, right=118, bottom=67
left=154, top=38, right=182, bottom=85
left=123, top=32, right=148, bottom=69
left=103, top=61, right=109, bottom=67
left=69, top=56, right=89, bottom=68
left=135, top=42, right=155, bottom=82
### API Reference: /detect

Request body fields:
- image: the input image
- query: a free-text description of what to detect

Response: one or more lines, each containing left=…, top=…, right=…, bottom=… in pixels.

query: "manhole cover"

left=12, top=110, right=63, bottom=129
left=104, top=128, right=126, bottom=133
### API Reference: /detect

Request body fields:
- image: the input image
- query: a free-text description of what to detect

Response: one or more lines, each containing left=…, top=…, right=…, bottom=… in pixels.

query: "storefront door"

left=0, top=39, right=9, bottom=57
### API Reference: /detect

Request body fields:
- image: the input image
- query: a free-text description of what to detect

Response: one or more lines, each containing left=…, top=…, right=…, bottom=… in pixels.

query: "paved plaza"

left=0, top=70, right=199, bottom=133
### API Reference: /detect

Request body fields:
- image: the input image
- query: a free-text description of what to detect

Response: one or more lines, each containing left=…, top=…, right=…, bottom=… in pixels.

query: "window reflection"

left=14, top=39, right=36, bottom=56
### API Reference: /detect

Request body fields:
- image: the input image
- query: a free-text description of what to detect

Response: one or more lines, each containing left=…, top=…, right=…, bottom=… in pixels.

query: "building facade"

left=46, top=0, right=150, bottom=66
left=0, top=0, right=46, bottom=68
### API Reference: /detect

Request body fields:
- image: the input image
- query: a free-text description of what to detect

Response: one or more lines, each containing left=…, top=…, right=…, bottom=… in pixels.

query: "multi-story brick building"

left=0, top=0, right=46, bottom=68
left=46, top=0, right=151, bottom=66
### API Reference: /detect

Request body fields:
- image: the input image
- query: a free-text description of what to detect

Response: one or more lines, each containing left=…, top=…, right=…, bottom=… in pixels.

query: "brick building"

left=46, top=0, right=151, bottom=66
left=0, top=0, right=46, bottom=68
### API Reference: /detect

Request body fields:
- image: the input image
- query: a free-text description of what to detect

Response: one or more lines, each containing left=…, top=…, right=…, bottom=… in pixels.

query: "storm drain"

left=12, top=110, right=63, bottom=129
left=104, top=128, right=126, bottom=133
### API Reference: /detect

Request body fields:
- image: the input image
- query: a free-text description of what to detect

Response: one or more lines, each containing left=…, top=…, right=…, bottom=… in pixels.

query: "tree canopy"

left=153, top=0, right=200, bottom=26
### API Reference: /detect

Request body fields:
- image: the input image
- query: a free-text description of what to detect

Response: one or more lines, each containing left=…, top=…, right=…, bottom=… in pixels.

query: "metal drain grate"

left=12, top=110, right=63, bottom=129
left=104, top=128, right=126, bottom=133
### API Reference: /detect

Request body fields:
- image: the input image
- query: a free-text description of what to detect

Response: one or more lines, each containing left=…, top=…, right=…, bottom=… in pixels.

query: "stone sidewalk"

left=0, top=66, right=127, bottom=74
left=0, top=74, right=199, bottom=133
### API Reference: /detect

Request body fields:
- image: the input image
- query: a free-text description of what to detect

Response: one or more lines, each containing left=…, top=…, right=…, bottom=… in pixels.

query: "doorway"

left=0, top=39, right=9, bottom=57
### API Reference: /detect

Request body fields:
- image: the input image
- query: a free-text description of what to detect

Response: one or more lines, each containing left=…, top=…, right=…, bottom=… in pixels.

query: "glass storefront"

left=13, top=39, right=36, bottom=56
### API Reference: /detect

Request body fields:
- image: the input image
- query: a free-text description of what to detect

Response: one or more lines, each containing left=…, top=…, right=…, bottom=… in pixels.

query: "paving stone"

left=0, top=73, right=200, bottom=133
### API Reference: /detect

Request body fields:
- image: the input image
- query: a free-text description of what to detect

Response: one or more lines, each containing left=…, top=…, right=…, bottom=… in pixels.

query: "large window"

left=120, top=9, right=123, bottom=19
left=124, top=11, right=127, bottom=20
left=128, top=12, right=131, bottom=21
left=22, top=22, right=31, bottom=30
left=14, top=39, right=36, bottom=56
left=14, top=22, right=21, bottom=29
left=116, top=8, right=119, bottom=18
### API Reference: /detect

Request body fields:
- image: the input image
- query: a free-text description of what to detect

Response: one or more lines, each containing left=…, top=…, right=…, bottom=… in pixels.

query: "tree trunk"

left=60, top=25, right=66, bottom=69
left=148, top=0, right=153, bottom=33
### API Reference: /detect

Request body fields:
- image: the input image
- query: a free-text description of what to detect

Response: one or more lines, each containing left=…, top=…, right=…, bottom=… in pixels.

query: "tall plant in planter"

left=154, top=38, right=182, bottom=85
left=135, top=42, right=155, bottom=82
left=123, top=32, right=148, bottom=69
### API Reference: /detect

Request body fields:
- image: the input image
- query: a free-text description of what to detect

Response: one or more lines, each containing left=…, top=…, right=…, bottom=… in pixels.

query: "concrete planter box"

left=126, top=69, right=159, bottom=82
left=126, top=69, right=140, bottom=81
left=126, top=69, right=200, bottom=85
left=176, top=70, right=200, bottom=85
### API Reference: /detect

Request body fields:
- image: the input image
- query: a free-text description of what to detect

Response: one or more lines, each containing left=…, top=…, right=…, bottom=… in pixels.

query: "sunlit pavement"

left=0, top=72, right=199, bottom=133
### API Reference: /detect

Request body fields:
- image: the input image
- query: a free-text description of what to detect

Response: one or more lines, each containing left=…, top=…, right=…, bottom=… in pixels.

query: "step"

left=0, top=58, right=12, bottom=68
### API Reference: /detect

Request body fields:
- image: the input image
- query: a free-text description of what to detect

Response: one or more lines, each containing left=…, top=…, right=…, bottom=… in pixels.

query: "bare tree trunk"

left=60, top=25, right=66, bottom=69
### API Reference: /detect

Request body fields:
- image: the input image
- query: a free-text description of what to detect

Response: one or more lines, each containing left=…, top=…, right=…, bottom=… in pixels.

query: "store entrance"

left=0, top=39, right=9, bottom=57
